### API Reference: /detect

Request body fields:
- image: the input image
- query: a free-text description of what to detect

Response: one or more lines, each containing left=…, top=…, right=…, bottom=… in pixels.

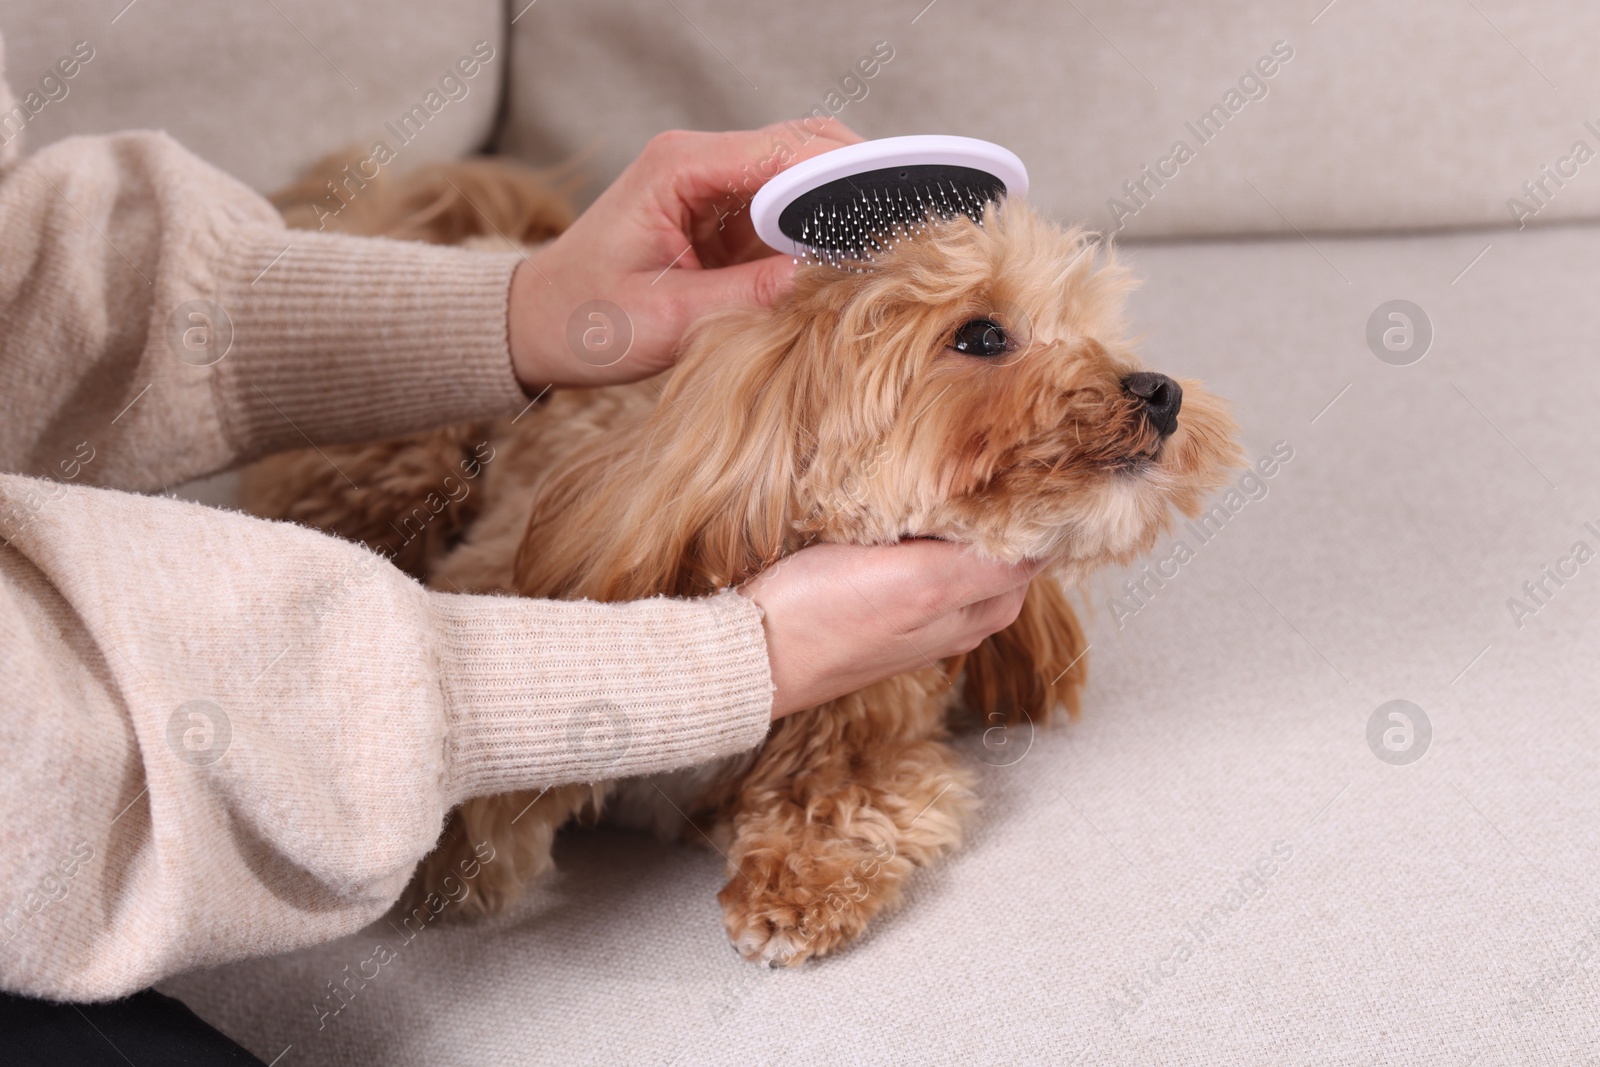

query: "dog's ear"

left=956, top=575, right=1086, bottom=729
left=514, top=301, right=817, bottom=602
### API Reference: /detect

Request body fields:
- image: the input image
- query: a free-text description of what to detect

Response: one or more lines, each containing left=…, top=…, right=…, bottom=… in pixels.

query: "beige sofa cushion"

left=3, top=0, right=502, bottom=191
left=162, top=218, right=1600, bottom=1064
left=499, top=0, right=1600, bottom=237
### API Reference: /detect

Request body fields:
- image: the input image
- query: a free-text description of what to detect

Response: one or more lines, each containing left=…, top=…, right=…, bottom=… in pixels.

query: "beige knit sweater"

left=0, top=31, right=772, bottom=1002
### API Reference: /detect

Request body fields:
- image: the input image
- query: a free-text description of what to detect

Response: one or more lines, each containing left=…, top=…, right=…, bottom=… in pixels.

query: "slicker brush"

left=751, top=135, right=1029, bottom=270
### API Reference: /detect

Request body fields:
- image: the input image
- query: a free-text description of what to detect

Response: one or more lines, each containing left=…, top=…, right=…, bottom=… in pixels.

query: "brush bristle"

left=779, top=164, right=1008, bottom=272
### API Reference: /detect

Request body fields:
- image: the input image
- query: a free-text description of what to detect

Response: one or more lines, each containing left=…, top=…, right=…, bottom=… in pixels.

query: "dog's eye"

left=950, top=319, right=1008, bottom=357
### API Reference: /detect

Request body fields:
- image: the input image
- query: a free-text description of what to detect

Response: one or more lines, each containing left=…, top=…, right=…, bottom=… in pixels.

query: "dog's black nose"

left=1122, top=372, right=1183, bottom=438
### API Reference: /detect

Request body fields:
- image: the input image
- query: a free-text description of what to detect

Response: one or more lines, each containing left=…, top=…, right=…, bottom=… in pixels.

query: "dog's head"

left=521, top=202, right=1241, bottom=597
left=515, top=200, right=1241, bottom=720
left=639, top=201, right=1240, bottom=583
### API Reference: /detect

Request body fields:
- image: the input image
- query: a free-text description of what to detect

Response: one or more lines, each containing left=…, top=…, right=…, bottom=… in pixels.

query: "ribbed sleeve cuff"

left=432, top=589, right=775, bottom=804
left=213, top=227, right=530, bottom=458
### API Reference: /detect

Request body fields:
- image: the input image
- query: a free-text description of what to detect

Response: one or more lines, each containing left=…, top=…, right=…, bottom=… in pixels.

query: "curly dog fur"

left=246, top=150, right=1241, bottom=966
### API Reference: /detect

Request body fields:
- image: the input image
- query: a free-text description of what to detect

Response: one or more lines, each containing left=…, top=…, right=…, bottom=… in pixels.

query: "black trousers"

left=0, top=988, right=263, bottom=1065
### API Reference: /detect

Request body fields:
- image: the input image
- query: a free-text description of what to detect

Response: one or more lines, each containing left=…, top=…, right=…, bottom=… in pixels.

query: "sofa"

left=8, top=1, right=1599, bottom=1063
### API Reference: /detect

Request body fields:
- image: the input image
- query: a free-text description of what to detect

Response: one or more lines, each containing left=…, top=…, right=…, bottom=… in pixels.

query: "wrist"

left=508, top=255, right=563, bottom=392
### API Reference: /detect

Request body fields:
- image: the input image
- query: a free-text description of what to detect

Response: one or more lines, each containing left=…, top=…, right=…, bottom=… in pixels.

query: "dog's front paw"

left=716, top=852, right=882, bottom=967
left=725, top=910, right=815, bottom=968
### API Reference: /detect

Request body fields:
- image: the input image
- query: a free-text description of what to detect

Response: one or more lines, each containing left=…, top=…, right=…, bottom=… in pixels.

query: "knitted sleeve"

left=0, top=475, right=772, bottom=1000
left=0, top=30, right=775, bottom=1001
left=0, top=118, right=531, bottom=492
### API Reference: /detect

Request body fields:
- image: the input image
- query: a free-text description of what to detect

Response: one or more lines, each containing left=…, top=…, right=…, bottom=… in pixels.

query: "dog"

left=247, top=152, right=1241, bottom=966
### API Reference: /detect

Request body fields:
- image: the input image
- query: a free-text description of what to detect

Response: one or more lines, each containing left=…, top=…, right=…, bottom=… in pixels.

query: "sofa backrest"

left=498, top=0, right=1600, bottom=238
left=8, top=1, right=1598, bottom=238
left=2, top=0, right=501, bottom=193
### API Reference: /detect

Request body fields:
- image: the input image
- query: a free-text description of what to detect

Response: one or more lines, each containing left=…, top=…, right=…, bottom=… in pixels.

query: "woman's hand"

left=508, top=120, right=863, bottom=392
left=740, top=540, right=1048, bottom=719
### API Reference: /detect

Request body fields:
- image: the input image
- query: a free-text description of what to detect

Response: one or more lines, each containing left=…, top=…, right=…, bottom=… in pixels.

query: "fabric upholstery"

left=5, top=0, right=1592, bottom=1058
left=11, top=2, right=1597, bottom=236
left=2, top=0, right=501, bottom=192
left=161, top=218, right=1600, bottom=1063
left=499, top=0, right=1600, bottom=237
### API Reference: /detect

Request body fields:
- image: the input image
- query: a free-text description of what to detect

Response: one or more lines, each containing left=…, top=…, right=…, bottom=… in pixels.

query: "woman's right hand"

left=739, top=540, right=1046, bottom=719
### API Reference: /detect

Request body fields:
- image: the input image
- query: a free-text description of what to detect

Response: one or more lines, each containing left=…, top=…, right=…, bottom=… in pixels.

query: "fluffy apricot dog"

left=248, top=154, right=1240, bottom=966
